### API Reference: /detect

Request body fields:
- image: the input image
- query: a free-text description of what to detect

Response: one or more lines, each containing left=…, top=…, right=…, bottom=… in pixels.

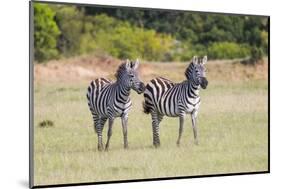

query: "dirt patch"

left=34, top=55, right=268, bottom=84
left=207, top=59, right=268, bottom=82
left=34, top=55, right=122, bottom=83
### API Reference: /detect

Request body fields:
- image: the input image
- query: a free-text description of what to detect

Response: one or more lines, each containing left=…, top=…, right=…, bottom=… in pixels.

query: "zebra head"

left=123, top=59, right=145, bottom=94
left=185, top=56, right=209, bottom=89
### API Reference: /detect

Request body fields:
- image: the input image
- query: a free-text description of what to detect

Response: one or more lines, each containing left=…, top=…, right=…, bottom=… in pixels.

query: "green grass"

left=34, top=78, right=268, bottom=186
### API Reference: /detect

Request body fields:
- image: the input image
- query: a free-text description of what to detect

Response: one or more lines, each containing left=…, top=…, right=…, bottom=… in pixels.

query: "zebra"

left=86, top=59, right=145, bottom=151
left=143, top=56, right=208, bottom=147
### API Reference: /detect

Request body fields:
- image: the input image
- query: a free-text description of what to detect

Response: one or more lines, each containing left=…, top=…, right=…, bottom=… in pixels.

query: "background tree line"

left=34, top=3, right=268, bottom=63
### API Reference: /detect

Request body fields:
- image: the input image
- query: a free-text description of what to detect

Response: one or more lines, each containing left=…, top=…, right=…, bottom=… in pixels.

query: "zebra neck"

left=116, top=82, right=131, bottom=101
left=185, top=80, right=200, bottom=98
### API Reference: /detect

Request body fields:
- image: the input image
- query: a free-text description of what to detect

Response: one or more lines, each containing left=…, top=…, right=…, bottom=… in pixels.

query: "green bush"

left=80, top=14, right=174, bottom=61
left=260, top=31, right=268, bottom=55
left=207, top=42, right=251, bottom=59
left=34, top=3, right=60, bottom=62
left=250, top=46, right=263, bottom=63
left=52, top=5, right=84, bottom=57
left=136, top=29, right=173, bottom=61
left=169, top=41, right=208, bottom=62
left=33, top=3, right=268, bottom=62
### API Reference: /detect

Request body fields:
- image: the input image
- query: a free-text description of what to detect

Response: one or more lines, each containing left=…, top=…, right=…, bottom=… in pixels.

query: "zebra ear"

left=133, top=59, right=140, bottom=70
left=202, top=55, right=208, bottom=65
left=125, top=59, right=131, bottom=70
left=192, top=56, right=198, bottom=64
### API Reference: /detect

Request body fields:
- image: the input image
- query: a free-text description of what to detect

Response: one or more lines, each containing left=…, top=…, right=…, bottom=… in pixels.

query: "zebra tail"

left=142, top=101, right=151, bottom=114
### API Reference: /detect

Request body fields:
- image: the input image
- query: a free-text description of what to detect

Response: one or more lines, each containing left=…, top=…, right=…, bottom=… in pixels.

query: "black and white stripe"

left=87, top=59, right=145, bottom=151
left=143, top=56, right=208, bottom=147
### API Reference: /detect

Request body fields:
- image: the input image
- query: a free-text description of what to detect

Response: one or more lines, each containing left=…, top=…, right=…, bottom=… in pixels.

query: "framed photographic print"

left=29, top=0, right=269, bottom=188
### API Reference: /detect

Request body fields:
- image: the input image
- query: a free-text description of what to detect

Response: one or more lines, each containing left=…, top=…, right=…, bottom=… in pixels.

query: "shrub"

left=249, top=46, right=263, bottom=64
left=207, top=42, right=251, bottom=59
left=34, top=3, right=60, bottom=62
left=38, top=120, right=54, bottom=128
left=169, top=41, right=208, bottom=62
left=53, top=5, right=84, bottom=57
left=84, top=14, right=174, bottom=61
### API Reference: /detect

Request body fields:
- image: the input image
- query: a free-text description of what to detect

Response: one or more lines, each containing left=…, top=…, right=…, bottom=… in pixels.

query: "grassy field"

left=33, top=59, right=268, bottom=186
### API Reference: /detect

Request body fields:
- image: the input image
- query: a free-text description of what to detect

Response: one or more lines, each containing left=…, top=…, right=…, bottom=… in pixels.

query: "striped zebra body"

left=87, top=78, right=132, bottom=119
left=144, top=77, right=201, bottom=117
left=143, top=56, right=208, bottom=147
left=87, top=60, right=145, bottom=151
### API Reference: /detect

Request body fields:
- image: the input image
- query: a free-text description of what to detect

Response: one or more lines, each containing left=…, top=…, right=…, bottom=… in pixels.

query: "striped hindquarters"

left=86, top=78, right=111, bottom=115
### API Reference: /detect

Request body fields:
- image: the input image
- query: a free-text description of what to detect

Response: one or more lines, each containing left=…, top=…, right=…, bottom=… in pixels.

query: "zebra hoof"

left=105, top=144, right=110, bottom=151
left=98, top=147, right=104, bottom=151
left=176, top=141, right=181, bottom=147
left=153, top=143, right=160, bottom=148
left=124, top=145, right=129, bottom=149
left=194, top=140, right=199, bottom=145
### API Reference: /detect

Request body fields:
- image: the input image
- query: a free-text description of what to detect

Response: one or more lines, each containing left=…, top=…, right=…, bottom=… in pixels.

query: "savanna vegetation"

left=32, top=2, right=269, bottom=186
left=33, top=3, right=268, bottom=63
left=34, top=57, right=268, bottom=185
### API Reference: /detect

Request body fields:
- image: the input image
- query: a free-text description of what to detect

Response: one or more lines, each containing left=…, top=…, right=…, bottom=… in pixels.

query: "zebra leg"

left=151, top=112, right=162, bottom=148
left=95, top=117, right=107, bottom=151
left=177, top=114, right=185, bottom=146
left=121, top=114, right=129, bottom=149
left=98, top=118, right=107, bottom=151
left=105, top=118, right=114, bottom=151
left=191, top=111, right=198, bottom=145
left=95, top=119, right=103, bottom=151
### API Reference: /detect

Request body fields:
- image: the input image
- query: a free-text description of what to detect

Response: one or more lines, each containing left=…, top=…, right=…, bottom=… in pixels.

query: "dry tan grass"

left=34, top=80, right=268, bottom=185
left=33, top=55, right=268, bottom=186
left=34, top=55, right=268, bottom=84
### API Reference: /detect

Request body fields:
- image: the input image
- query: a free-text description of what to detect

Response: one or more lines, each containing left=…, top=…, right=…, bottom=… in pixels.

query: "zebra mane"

left=184, top=62, right=195, bottom=80
left=115, top=62, right=128, bottom=80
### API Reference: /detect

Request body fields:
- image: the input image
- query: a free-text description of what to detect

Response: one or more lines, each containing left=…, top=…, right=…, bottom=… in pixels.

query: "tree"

left=34, top=3, right=60, bottom=62
left=33, top=3, right=269, bottom=63
left=52, top=5, right=85, bottom=57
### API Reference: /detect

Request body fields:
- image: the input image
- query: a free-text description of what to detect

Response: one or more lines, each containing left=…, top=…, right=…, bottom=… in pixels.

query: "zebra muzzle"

left=200, top=77, right=208, bottom=89
left=137, top=82, right=146, bottom=94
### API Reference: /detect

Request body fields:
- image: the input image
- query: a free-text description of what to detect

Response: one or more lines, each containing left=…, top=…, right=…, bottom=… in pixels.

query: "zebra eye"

left=129, top=74, right=134, bottom=78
